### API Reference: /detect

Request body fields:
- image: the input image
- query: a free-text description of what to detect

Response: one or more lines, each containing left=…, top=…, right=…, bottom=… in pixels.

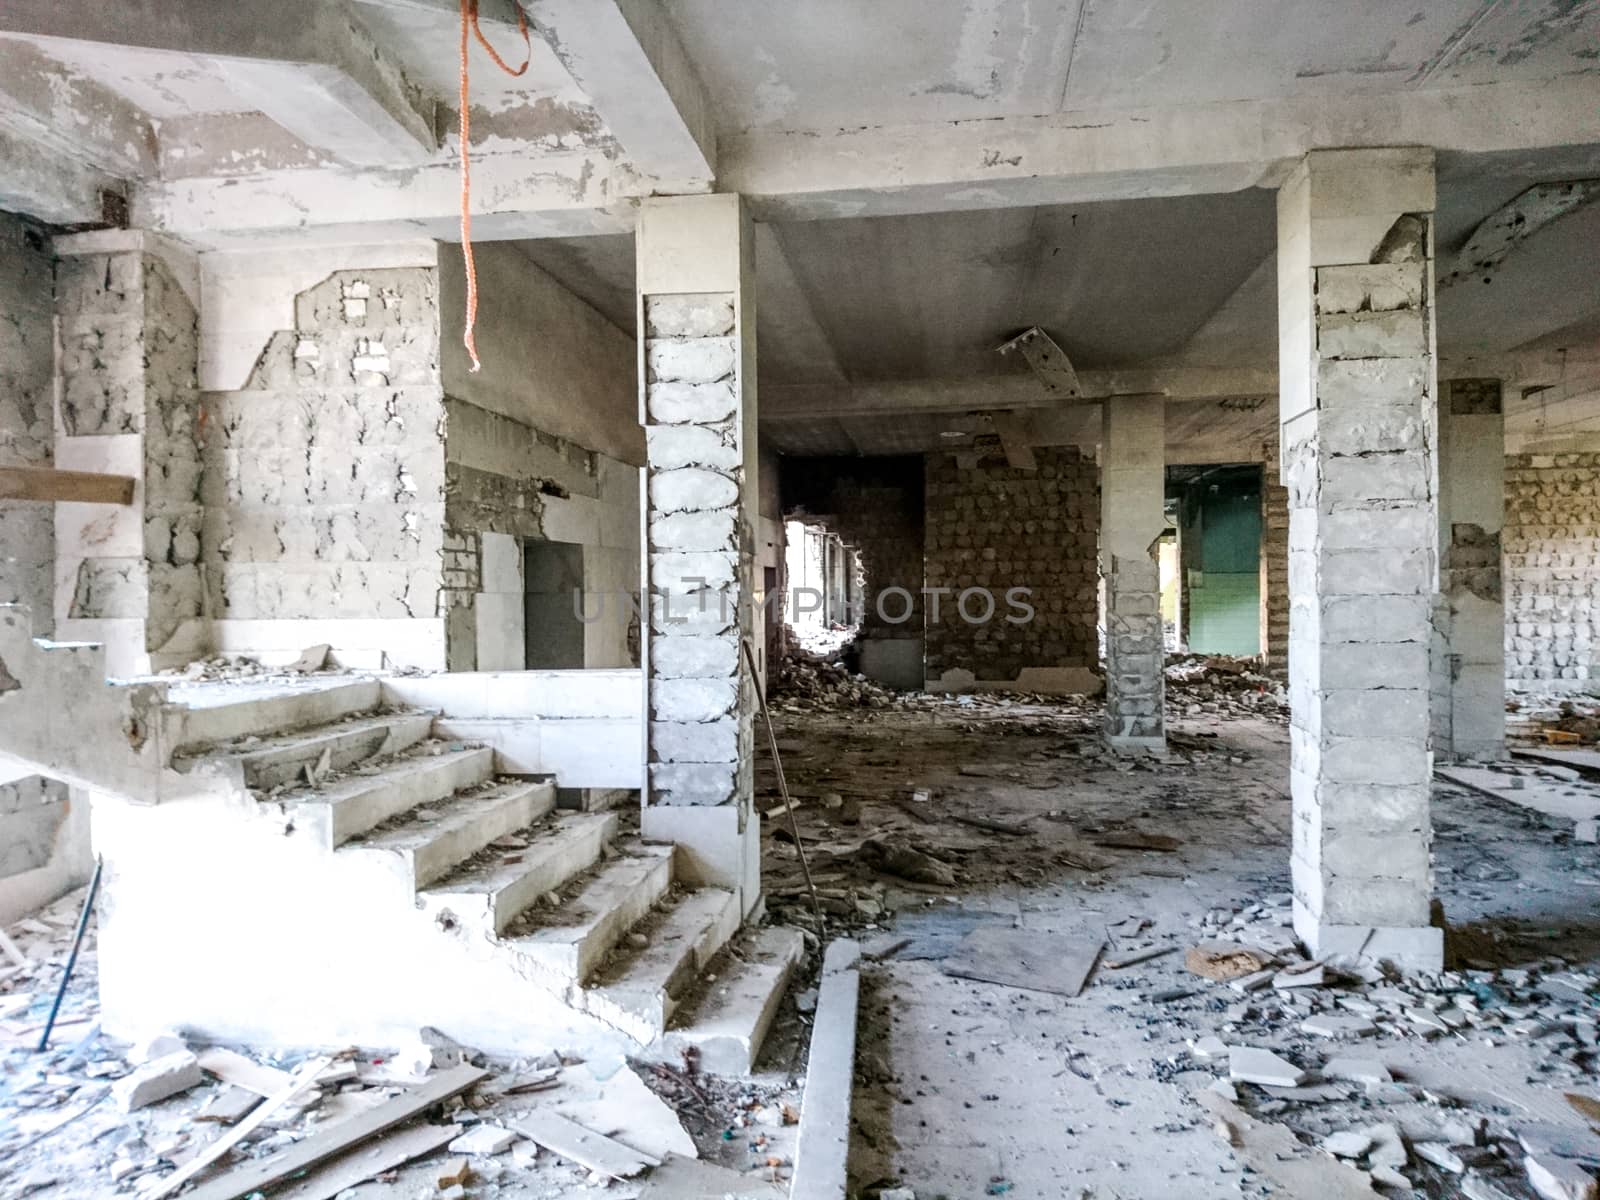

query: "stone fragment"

left=1192, top=1036, right=1230, bottom=1059
left=1273, top=962, right=1327, bottom=989
left=1301, top=1014, right=1376, bottom=1039
left=449, top=1125, right=517, bottom=1156
left=1321, top=1129, right=1373, bottom=1158
left=648, top=338, right=735, bottom=385
left=1525, top=1153, right=1598, bottom=1200
left=127, top=1031, right=187, bottom=1064
left=1370, top=1164, right=1412, bottom=1190
left=1229, top=1047, right=1307, bottom=1088
left=112, top=1051, right=203, bottom=1112
left=1413, top=1143, right=1465, bottom=1174
left=1364, top=1123, right=1409, bottom=1169
left=437, top=1157, right=471, bottom=1188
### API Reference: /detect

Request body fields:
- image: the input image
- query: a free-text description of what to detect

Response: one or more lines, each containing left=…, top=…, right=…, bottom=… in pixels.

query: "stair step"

left=198, top=711, right=436, bottom=790
left=650, top=926, right=807, bottom=1075
left=342, top=778, right=559, bottom=890
left=504, top=846, right=675, bottom=986
left=581, top=887, right=741, bottom=1044
left=266, top=745, right=495, bottom=848
left=165, top=680, right=382, bottom=754
left=418, top=810, right=620, bottom=934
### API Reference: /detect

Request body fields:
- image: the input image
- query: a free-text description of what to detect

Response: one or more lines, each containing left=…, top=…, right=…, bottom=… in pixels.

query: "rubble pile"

left=1167, top=897, right=1600, bottom=1199
left=770, top=650, right=910, bottom=712
left=1165, top=653, right=1289, bottom=721
left=1508, top=695, right=1600, bottom=746
left=0, top=892, right=804, bottom=1199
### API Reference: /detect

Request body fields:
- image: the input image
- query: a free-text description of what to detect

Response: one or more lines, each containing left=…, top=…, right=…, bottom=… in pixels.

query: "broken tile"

left=1228, top=1047, right=1307, bottom=1088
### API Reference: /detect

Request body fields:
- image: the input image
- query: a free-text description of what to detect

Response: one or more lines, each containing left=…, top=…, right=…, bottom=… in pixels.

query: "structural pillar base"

left=1294, top=902, right=1444, bottom=973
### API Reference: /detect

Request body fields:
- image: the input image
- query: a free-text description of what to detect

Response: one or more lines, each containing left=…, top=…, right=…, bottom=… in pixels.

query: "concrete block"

left=113, top=1050, right=203, bottom=1112
left=1318, top=309, right=1427, bottom=359
left=1318, top=640, right=1430, bottom=690
left=1316, top=503, right=1432, bottom=551
left=1319, top=877, right=1433, bottom=928
left=652, top=678, right=738, bottom=723
left=1318, top=737, right=1430, bottom=786
left=1321, top=454, right=1431, bottom=505
left=646, top=293, right=734, bottom=339
left=790, top=940, right=861, bottom=1200
left=1322, top=688, right=1428, bottom=739
left=648, top=380, right=737, bottom=425
left=650, top=468, right=738, bottom=514
left=650, top=551, right=737, bottom=593
left=650, top=761, right=736, bottom=805
left=652, top=718, right=740, bottom=763
left=1317, top=358, right=1430, bottom=411
left=1319, top=594, right=1428, bottom=643
left=1319, top=832, right=1431, bottom=883
left=1316, top=782, right=1430, bottom=832
left=651, top=593, right=737, bottom=635
left=647, top=424, right=741, bottom=471
left=1319, top=402, right=1429, bottom=458
left=647, top=339, right=735, bottom=385
left=650, top=635, right=738, bottom=679
left=649, top=510, right=736, bottom=553
left=1315, top=263, right=1424, bottom=315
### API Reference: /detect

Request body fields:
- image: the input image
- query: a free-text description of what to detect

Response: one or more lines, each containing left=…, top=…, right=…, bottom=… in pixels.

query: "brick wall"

left=1504, top=451, right=1600, bottom=689
left=1259, top=443, right=1289, bottom=676
left=924, top=447, right=1098, bottom=680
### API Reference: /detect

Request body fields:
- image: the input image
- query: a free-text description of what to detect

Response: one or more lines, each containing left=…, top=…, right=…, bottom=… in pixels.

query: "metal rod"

left=741, top=639, right=825, bottom=936
left=38, top=855, right=103, bottom=1053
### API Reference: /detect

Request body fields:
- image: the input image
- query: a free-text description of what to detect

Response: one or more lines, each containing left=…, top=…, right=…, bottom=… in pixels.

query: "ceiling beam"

left=0, top=1, right=435, bottom=168
left=133, top=150, right=630, bottom=248
left=0, top=41, right=156, bottom=180
left=722, top=75, right=1600, bottom=221
left=763, top=366, right=1279, bottom=420
left=1442, top=179, right=1600, bottom=289
left=0, top=467, right=136, bottom=505
left=0, top=124, right=119, bottom=225
left=524, top=0, right=715, bottom=188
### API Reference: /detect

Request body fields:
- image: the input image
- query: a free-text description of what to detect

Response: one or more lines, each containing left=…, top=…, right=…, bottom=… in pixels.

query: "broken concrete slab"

left=1229, top=1047, right=1308, bottom=1088
left=112, top=1050, right=203, bottom=1112
left=448, top=1125, right=517, bottom=1156
left=940, top=927, right=1104, bottom=997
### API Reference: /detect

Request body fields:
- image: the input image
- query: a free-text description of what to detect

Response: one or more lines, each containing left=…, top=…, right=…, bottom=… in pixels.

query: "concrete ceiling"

left=662, top=0, right=1600, bottom=132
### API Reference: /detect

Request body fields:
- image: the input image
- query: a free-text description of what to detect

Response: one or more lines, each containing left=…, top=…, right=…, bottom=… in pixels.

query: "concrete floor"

left=762, top=701, right=1600, bottom=1199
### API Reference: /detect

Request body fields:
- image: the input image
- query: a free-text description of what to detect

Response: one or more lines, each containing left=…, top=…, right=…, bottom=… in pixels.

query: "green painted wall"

left=1187, top=479, right=1261, bottom=656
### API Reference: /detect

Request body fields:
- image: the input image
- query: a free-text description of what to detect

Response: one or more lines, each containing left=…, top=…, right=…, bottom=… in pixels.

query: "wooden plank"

left=509, top=1110, right=661, bottom=1179
left=196, top=1047, right=293, bottom=1097
left=0, top=466, right=135, bottom=505
left=173, top=1065, right=489, bottom=1200
left=272, top=1121, right=462, bottom=1200
left=147, top=1057, right=331, bottom=1200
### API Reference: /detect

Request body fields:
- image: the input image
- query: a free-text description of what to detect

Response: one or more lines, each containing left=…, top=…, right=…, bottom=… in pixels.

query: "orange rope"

left=458, top=0, right=532, bottom=373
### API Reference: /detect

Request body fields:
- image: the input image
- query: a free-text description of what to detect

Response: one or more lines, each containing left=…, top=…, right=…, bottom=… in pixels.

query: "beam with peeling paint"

left=1442, top=179, right=1600, bottom=289
left=0, top=0, right=435, bottom=168
left=0, top=124, right=120, bottom=225
left=721, top=75, right=1600, bottom=222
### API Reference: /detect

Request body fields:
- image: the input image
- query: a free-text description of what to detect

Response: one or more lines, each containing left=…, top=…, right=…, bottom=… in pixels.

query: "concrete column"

left=1259, top=439, right=1290, bottom=676
left=1100, top=396, right=1166, bottom=751
left=53, top=231, right=203, bottom=677
left=1278, top=147, right=1442, bottom=970
left=637, top=194, right=760, bottom=913
left=1432, top=379, right=1506, bottom=762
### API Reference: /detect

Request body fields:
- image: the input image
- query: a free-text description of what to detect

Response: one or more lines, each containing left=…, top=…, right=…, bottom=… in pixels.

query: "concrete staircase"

left=158, top=679, right=802, bottom=1073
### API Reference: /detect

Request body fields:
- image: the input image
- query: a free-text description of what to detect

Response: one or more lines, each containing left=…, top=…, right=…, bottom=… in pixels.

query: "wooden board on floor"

left=272, top=1121, right=462, bottom=1200
left=0, top=466, right=135, bottom=505
left=174, top=1065, right=488, bottom=1200
left=196, top=1047, right=293, bottom=1097
left=510, top=1110, right=661, bottom=1179
left=941, top=927, right=1105, bottom=997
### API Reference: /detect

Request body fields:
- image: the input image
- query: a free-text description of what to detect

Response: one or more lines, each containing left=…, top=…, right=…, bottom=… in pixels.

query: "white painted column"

left=1433, top=379, right=1506, bottom=762
left=1278, top=147, right=1442, bottom=970
left=1100, top=396, right=1166, bottom=751
left=637, top=194, right=760, bottom=913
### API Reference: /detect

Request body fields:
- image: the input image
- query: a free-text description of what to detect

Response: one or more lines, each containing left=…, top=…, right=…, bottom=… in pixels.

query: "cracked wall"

left=924, top=446, right=1099, bottom=683
left=0, top=213, right=54, bottom=636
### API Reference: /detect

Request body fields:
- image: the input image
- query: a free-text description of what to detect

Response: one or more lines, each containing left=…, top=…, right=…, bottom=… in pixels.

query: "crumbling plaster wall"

left=924, top=447, right=1099, bottom=682
left=0, top=212, right=54, bottom=637
left=200, top=263, right=448, bottom=669
left=53, top=232, right=204, bottom=674
left=436, top=242, right=642, bottom=673
left=0, top=768, right=91, bottom=928
left=1504, top=450, right=1600, bottom=691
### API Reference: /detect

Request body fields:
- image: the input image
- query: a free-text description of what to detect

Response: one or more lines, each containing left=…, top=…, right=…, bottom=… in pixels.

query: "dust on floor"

left=759, top=700, right=1600, bottom=1200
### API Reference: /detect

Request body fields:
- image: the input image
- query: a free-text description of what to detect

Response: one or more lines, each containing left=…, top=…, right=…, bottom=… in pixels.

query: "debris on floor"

left=0, top=892, right=808, bottom=1199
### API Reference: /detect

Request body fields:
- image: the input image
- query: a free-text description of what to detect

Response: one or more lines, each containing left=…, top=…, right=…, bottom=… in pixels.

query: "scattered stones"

left=449, top=1125, right=518, bottom=1156
left=111, top=1051, right=203, bottom=1113
left=1300, top=1014, right=1376, bottom=1040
